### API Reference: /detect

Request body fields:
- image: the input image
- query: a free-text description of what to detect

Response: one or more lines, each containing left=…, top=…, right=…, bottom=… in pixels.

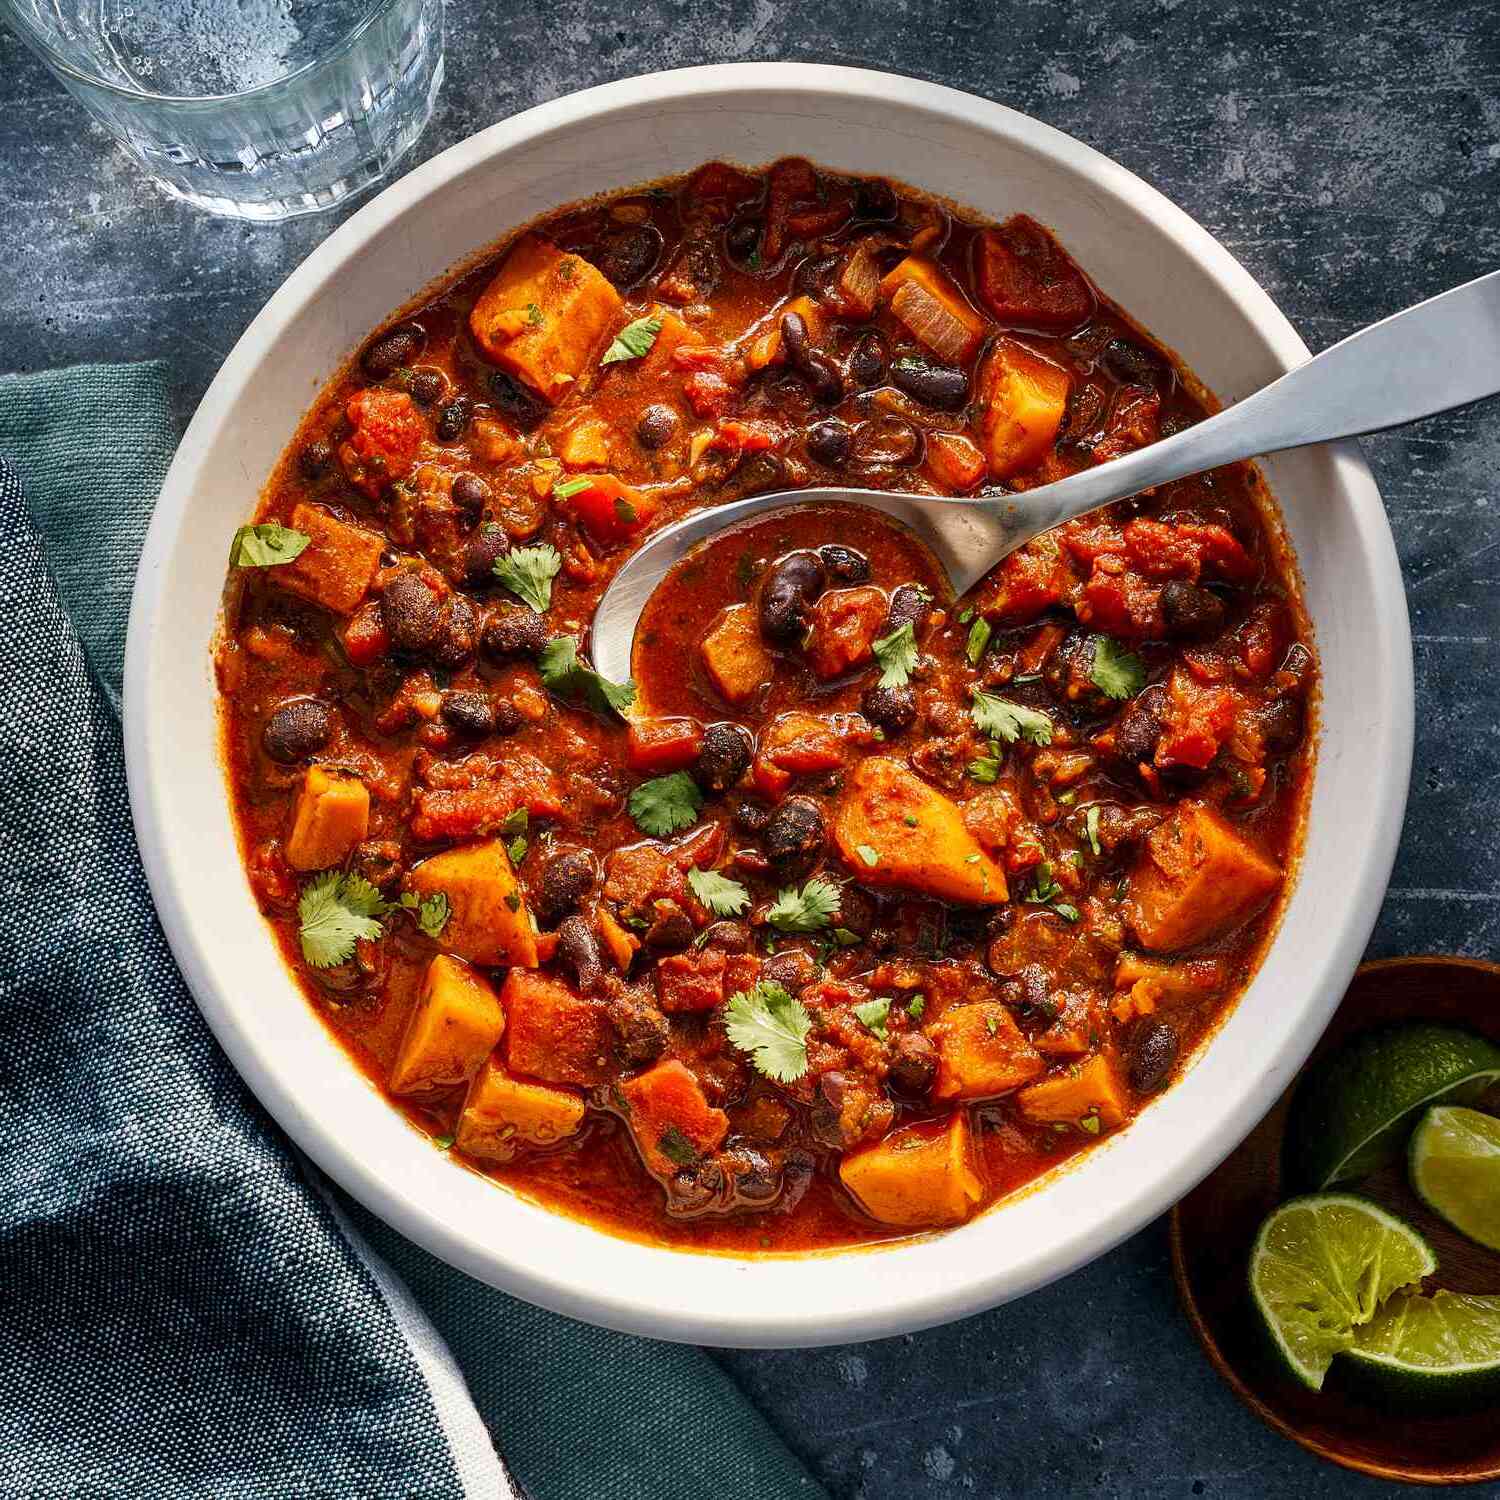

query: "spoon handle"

left=961, top=267, right=1500, bottom=586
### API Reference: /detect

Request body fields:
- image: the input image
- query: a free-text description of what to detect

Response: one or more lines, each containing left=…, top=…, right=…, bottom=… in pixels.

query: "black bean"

left=637, top=403, right=679, bottom=450
left=360, top=321, right=424, bottom=379
left=885, top=582, right=933, bottom=636
left=853, top=414, right=921, bottom=467
left=695, top=723, right=753, bottom=793
left=483, top=603, right=549, bottom=659
left=644, top=900, right=694, bottom=951
left=431, top=595, right=478, bottom=669
left=780, top=312, right=843, bottom=404
left=1258, top=695, right=1304, bottom=753
left=761, top=948, right=819, bottom=993
left=806, top=419, right=852, bottom=467
left=1101, top=338, right=1164, bottom=388
left=462, top=521, right=508, bottom=588
left=854, top=179, right=898, bottom=220
left=407, top=369, right=444, bottom=406
left=701, top=920, right=752, bottom=952
left=763, top=796, right=826, bottom=864
left=732, top=797, right=772, bottom=834
left=537, top=849, right=596, bottom=927
left=609, top=991, right=670, bottom=1066
left=262, top=699, right=333, bottom=763
left=440, top=690, right=496, bottom=737
left=1161, top=580, right=1226, bottom=639
left=299, top=439, right=332, bottom=479
left=1112, top=685, right=1165, bottom=766
left=888, top=1032, right=937, bottom=1096
left=380, top=571, right=441, bottom=655
left=451, top=473, right=490, bottom=513
left=793, top=253, right=840, bottom=299
left=728, top=1145, right=782, bottom=1205
left=890, top=356, right=969, bottom=410
left=1129, top=1018, right=1179, bottom=1094
left=725, top=218, right=762, bottom=265
left=597, top=225, right=665, bottom=289
left=819, top=544, right=870, bottom=583
left=758, top=550, right=828, bottom=644
left=861, top=682, right=917, bottom=732
left=556, top=915, right=603, bottom=992
left=847, top=331, right=887, bottom=388
left=487, top=371, right=543, bottom=428
left=435, top=394, right=473, bottom=443
left=490, top=698, right=525, bottom=736
left=1094, top=803, right=1165, bottom=855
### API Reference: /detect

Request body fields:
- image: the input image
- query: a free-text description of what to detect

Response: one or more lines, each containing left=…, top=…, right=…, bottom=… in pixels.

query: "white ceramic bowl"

left=124, top=63, right=1412, bottom=1347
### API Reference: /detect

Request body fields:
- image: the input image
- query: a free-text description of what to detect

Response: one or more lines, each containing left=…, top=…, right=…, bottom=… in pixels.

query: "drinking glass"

left=0, top=0, right=445, bottom=220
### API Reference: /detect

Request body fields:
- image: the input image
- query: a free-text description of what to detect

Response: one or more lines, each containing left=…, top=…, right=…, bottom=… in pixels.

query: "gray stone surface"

left=3, top=1, right=1498, bottom=1494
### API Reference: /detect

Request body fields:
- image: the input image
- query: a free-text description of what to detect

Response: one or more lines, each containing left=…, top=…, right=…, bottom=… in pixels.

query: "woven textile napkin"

left=0, top=363, right=825, bottom=1500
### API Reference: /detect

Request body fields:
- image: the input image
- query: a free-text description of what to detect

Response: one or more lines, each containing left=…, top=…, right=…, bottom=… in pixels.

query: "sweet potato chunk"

left=619, top=1059, right=729, bottom=1176
left=655, top=949, right=727, bottom=1013
left=271, top=502, right=384, bottom=615
left=501, top=969, right=612, bottom=1086
left=407, top=838, right=537, bottom=968
left=879, top=257, right=987, bottom=364
left=833, top=758, right=1007, bottom=904
left=806, top=587, right=888, bottom=680
left=1128, top=802, right=1280, bottom=952
left=389, top=954, right=504, bottom=1099
left=1018, top=1053, right=1129, bottom=1130
left=468, top=236, right=623, bottom=403
left=974, top=218, right=1094, bottom=331
left=923, top=430, right=987, bottom=491
left=930, top=1002, right=1045, bottom=1100
left=839, top=1114, right=983, bottom=1229
left=285, top=765, right=368, bottom=871
left=456, top=1055, right=585, bottom=1160
left=701, top=603, right=773, bottom=706
left=976, top=338, right=1070, bottom=479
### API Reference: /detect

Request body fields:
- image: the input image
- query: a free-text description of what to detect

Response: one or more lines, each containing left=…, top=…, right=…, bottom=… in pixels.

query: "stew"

left=216, top=158, right=1316, bottom=1252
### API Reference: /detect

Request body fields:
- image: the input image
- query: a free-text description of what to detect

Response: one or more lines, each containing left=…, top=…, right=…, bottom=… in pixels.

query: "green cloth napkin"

left=0, top=361, right=825, bottom=1500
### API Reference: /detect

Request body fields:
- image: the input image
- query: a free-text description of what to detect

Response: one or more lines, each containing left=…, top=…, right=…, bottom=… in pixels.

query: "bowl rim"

left=123, top=61, right=1414, bottom=1346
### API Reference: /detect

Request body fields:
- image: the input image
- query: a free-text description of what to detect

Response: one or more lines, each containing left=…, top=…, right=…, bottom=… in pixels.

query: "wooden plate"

left=1171, top=956, right=1500, bottom=1485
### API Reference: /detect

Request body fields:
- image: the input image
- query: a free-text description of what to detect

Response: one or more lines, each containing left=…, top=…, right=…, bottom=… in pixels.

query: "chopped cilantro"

left=903, top=814, right=919, bottom=828
left=966, top=616, right=992, bottom=667
left=1053, top=902, right=1081, bottom=923
left=601, top=314, right=663, bottom=365
left=1083, top=804, right=1102, bottom=857
left=1029, top=861, right=1062, bottom=904
left=627, top=771, right=703, bottom=837
left=723, top=982, right=813, bottom=1083
left=958, top=606, right=974, bottom=624
left=492, top=542, right=562, bottom=613
left=432, top=1132, right=456, bottom=1150
left=230, top=522, right=310, bottom=568
left=398, top=888, right=451, bottom=939
left=503, top=891, right=521, bottom=912
left=871, top=621, right=919, bottom=690
left=969, top=690, right=1054, bottom=746
left=500, top=807, right=529, bottom=837
left=832, top=927, right=862, bottom=948
left=538, top=636, right=637, bottom=717
left=658, top=1125, right=697, bottom=1167
left=507, top=835, right=528, bottom=866
left=767, top=878, right=840, bottom=933
left=853, top=996, right=892, bottom=1040
left=855, top=844, right=880, bottom=868
left=525, top=302, right=544, bottom=326
left=1079, top=1113, right=1102, bottom=1135
left=687, top=866, right=750, bottom=916
left=967, top=756, right=1002, bottom=784
left=906, top=994, right=926, bottom=1021
left=298, top=871, right=386, bottom=968
left=553, top=475, right=593, bottom=500
left=985, top=1013, right=1000, bottom=1037
left=1090, top=636, right=1146, bottom=700
left=614, top=495, right=638, bottom=525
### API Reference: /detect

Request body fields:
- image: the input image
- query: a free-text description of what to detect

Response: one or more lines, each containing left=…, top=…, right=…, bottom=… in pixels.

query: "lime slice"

left=1409, top=1104, right=1500, bottom=1251
left=1343, top=1290, right=1500, bottom=1408
left=1248, top=1194, right=1436, bottom=1390
left=1284, top=1023, right=1500, bottom=1192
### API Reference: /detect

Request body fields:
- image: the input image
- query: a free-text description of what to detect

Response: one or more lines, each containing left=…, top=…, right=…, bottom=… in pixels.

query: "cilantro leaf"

left=539, top=636, right=637, bottom=717
left=398, top=888, right=451, bottom=939
left=1090, top=636, right=1147, bottom=700
left=966, top=616, right=992, bottom=666
left=723, top=982, right=813, bottom=1083
left=298, top=871, right=386, bottom=968
left=853, top=996, right=892, bottom=1040
left=687, top=866, right=750, bottom=916
left=658, top=1125, right=698, bottom=1167
left=500, top=807, right=529, bottom=837
left=970, top=690, right=1053, bottom=746
left=492, top=543, right=562, bottom=613
left=767, top=878, right=840, bottom=933
left=628, top=771, right=704, bottom=837
left=906, top=994, right=926, bottom=1021
left=601, top=315, right=663, bottom=366
left=1053, top=902, right=1081, bottom=923
left=967, top=756, right=1002, bottom=784
left=871, top=621, right=918, bottom=689
left=231, top=522, right=310, bottom=568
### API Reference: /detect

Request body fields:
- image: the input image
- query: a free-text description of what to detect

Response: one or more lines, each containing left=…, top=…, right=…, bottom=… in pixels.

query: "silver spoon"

left=591, top=269, right=1500, bottom=685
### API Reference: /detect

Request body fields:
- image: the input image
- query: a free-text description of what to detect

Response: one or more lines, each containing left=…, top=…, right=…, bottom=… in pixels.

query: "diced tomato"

left=752, top=711, right=846, bottom=797
left=627, top=717, right=705, bottom=773
left=1155, top=668, right=1242, bottom=771
left=670, top=820, right=727, bottom=872
left=1177, top=522, right=1256, bottom=584
left=655, top=949, right=727, bottom=1013
left=711, top=418, right=782, bottom=454
left=410, top=753, right=563, bottom=841
left=686, top=162, right=762, bottom=215
left=1092, top=386, right=1161, bottom=462
left=763, top=157, right=820, bottom=260
left=342, top=600, right=389, bottom=667
left=1233, top=601, right=1290, bottom=680
left=784, top=192, right=855, bottom=239
left=1122, top=518, right=1206, bottom=580
left=982, top=540, right=1076, bottom=625
left=1076, top=556, right=1164, bottom=639
left=556, top=473, right=657, bottom=545
left=682, top=371, right=736, bottom=419
left=805, top=586, right=887, bottom=680
left=974, top=216, right=1094, bottom=330
left=343, top=388, right=424, bottom=498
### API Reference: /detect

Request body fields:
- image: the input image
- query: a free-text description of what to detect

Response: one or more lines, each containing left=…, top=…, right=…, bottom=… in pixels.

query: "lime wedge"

left=1409, top=1104, right=1500, bottom=1251
left=1284, top=1023, right=1500, bottom=1192
left=1248, top=1194, right=1436, bottom=1390
left=1343, top=1291, right=1500, bottom=1408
